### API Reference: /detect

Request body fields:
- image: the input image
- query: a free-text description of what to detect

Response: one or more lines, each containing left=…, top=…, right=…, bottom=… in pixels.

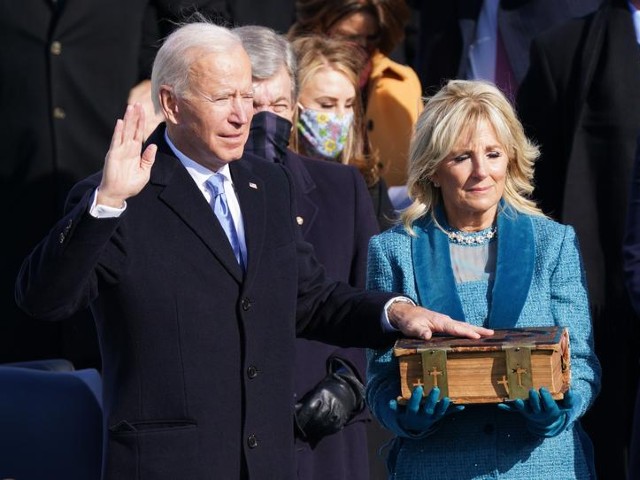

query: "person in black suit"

left=236, top=25, right=378, bottom=480
left=411, top=0, right=602, bottom=98
left=15, top=21, right=492, bottom=479
left=517, top=1, right=640, bottom=477
left=624, top=136, right=640, bottom=480
left=0, top=0, right=228, bottom=370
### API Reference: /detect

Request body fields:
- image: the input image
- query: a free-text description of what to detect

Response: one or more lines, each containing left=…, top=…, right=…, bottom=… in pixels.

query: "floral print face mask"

left=297, top=106, right=353, bottom=160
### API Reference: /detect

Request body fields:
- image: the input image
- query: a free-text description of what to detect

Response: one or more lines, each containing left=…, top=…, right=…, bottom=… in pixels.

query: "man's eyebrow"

left=206, top=86, right=254, bottom=96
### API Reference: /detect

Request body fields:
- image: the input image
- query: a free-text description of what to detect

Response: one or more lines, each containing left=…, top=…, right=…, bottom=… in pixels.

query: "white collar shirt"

left=164, top=130, right=247, bottom=265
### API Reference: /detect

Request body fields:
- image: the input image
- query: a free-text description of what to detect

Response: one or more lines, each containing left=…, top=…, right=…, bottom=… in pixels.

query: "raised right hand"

left=97, top=103, right=157, bottom=208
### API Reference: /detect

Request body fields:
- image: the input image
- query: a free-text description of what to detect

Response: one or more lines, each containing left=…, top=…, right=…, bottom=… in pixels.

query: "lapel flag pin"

left=249, top=182, right=258, bottom=189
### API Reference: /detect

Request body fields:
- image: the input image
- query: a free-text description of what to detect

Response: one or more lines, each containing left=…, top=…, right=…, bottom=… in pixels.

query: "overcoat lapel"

left=411, top=205, right=535, bottom=327
left=283, top=151, right=318, bottom=236
left=148, top=128, right=243, bottom=282
left=230, top=160, right=266, bottom=287
left=51, top=0, right=89, bottom=34
left=455, top=0, right=483, bottom=79
left=569, top=3, right=609, bottom=140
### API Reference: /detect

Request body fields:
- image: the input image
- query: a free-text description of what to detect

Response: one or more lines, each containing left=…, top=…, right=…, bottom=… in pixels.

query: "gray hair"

left=234, top=25, right=298, bottom=101
left=151, top=22, right=243, bottom=112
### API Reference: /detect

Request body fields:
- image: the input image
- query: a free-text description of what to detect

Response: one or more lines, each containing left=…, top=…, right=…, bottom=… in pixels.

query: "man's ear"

left=159, top=86, right=179, bottom=125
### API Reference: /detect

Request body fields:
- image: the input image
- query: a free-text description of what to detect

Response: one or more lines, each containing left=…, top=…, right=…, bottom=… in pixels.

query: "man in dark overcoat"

left=517, top=1, right=640, bottom=477
left=237, top=25, right=379, bottom=480
left=411, top=0, right=602, bottom=97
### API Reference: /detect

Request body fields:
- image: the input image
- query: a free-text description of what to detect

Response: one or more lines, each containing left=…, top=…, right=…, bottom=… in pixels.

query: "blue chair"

left=3, top=358, right=75, bottom=372
left=0, top=365, right=103, bottom=480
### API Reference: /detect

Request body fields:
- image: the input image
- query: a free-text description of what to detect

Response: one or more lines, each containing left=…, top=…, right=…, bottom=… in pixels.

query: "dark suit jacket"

left=624, top=136, right=640, bottom=480
left=625, top=137, right=640, bottom=315
left=15, top=126, right=397, bottom=480
left=0, top=0, right=227, bottom=369
left=278, top=151, right=378, bottom=480
left=414, top=0, right=601, bottom=95
left=517, top=2, right=640, bottom=478
left=517, top=0, right=640, bottom=312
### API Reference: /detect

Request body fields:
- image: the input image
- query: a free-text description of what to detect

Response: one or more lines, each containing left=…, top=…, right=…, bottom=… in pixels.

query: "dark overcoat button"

left=241, top=297, right=252, bottom=311
left=247, top=434, right=258, bottom=448
left=50, top=41, right=62, bottom=55
left=241, top=297, right=251, bottom=312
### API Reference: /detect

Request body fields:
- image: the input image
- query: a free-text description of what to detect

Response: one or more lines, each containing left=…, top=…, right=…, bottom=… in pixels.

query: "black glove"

left=294, top=357, right=365, bottom=443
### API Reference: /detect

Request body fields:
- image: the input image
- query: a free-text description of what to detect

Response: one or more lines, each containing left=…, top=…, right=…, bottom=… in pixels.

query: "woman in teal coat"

left=366, top=79, right=601, bottom=479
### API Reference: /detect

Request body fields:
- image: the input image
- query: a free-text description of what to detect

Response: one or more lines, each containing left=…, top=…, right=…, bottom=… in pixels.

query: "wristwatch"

left=383, top=296, right=416, bottom=331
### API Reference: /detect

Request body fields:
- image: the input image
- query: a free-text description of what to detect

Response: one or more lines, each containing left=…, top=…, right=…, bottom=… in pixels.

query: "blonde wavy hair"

left=289, top=34, right=380, bottom=187
left=402, top=79, right=543, bottom=234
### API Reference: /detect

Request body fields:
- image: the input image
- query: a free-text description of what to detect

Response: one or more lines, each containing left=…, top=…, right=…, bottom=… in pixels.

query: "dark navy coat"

left=278, top=150, right=379, bottom=480
left=15, top=126, right=397, bottom=480
left=517, top=3, right=640, bottom=478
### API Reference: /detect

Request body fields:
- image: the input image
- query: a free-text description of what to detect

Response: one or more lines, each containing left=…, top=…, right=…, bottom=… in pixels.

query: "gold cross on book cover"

left=393, top=326, right=571, bottom=404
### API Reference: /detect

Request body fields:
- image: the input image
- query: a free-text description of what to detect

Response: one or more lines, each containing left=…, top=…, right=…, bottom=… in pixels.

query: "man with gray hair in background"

left=235, top=25, right=378, bottom=480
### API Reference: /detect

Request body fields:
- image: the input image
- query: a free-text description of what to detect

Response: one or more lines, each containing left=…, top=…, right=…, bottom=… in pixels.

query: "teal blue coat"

left=366, top=206, right=601, bottom=479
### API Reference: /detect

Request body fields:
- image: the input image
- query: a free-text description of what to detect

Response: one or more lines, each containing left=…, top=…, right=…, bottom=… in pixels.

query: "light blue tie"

left=206, top=173, right=244, bottom=269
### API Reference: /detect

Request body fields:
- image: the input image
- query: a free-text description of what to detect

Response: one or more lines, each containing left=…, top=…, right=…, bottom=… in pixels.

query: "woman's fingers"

left=407, top=385, right=424, bottom=414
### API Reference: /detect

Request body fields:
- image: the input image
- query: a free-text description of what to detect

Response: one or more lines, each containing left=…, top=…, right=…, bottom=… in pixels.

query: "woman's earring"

left=432, top=180, right=440, bottom=188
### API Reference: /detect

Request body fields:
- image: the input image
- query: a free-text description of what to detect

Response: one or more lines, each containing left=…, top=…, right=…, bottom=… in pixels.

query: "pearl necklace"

left=445, top=225, right=497, bottom=246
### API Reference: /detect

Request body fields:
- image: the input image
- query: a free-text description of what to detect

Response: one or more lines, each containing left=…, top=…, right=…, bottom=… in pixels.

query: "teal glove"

left=388, top=385, right=464, bottom=437
left=497, top=387, right=575, bottom=437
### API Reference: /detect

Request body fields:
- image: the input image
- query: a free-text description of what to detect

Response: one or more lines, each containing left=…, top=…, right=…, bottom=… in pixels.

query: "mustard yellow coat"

left=365, top=51, right=423, bottom=187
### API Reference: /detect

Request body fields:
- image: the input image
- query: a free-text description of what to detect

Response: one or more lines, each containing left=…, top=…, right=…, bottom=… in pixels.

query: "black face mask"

left=245, top=111, right=293, bottom=163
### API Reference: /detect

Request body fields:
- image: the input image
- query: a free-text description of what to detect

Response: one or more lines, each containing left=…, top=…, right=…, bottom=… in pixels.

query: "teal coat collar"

left=411, top=204, right=535, bottom=328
